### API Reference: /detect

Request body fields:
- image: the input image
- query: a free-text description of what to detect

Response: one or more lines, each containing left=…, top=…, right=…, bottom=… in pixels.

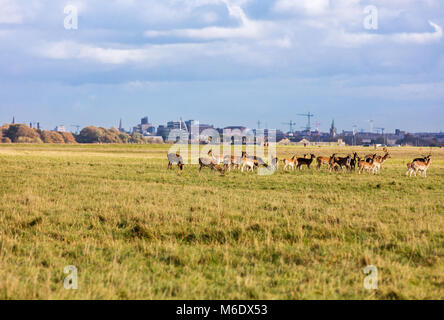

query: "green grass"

left=0, top=144, right=443, bottom=299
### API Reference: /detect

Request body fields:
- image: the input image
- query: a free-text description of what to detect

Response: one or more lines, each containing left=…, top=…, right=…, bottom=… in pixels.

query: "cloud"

left=392, top=21, right=443, bottom=44
left=144, top=0, right=266, bottom=40
left=274, top=0, right=330, bottom=16
left=0, top=0, right=23, bottom=24
left=327, top=21, right=443, bottom=47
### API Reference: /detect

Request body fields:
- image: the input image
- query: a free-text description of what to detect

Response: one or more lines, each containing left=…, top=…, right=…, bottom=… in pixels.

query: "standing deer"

left=316, top=156, right=331, bottom=170
left=283, top=155, right=297, bottom=171
left=296, top=154, right=316, bottom=170
left=407, top=155, right=432, bottom=177
left=358, top=156, right=375, bottom=174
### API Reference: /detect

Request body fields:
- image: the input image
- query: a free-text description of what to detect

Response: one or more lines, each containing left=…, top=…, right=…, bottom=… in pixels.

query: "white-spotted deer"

left=407, top=154, right=432, bottom=177
left=358, top=156, right=375, bottom=174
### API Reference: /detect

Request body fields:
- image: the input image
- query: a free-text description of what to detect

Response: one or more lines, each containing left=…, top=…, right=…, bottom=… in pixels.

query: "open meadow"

left=0, top=144, right=443, bottom=300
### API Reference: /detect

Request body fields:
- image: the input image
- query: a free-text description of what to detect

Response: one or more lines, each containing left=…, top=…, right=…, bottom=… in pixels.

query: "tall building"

left=330, top=120, right=337, bottom=138
left=133, top=117, right=155, bottom=135
left=119, top=119, right=124, bottom=132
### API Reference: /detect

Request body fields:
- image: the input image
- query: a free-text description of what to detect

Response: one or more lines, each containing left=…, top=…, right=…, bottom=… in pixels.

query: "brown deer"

left=406, top=149, right=432, bottom=176
left=296, top=154, right=316, bottom=170
left=316, top=156, right=331, bottom=170
left=283, top=155, right=297, bottom=171
left=372, top=149, right=391, bottom=174
left=407, top=155, right=432, bottom=177
left=167, top=153, right=184, bottom=170
left=358, top=156, right=375, bottom=174
left=199, top=157, right=225, bottom=174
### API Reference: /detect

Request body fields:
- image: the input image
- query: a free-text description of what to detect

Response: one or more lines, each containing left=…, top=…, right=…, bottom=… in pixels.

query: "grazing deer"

left=296, top=154, right=316, bottom=170
left=316, top=156, right=331, bottom=170
left=358, top=156, right=375, bottom=174
left=208, top=149, right=224, bottom=165
left=199, top=157, right=225, bottom=174
left=407, top=155, right=432, bottom=177
left=167, top=153, right=184, bottom=170
left=283, top=155, right=297, bottom=171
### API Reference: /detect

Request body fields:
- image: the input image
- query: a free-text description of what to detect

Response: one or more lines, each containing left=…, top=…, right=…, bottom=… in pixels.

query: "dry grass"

left=0, top=144, right=443, bottom=300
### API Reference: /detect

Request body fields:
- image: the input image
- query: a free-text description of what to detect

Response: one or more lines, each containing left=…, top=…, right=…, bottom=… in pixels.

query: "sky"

left=0, top=0, right=443, bottom=133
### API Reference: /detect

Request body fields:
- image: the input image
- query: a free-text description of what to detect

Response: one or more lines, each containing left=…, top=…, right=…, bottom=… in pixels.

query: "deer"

left=349, top=152, right=358, bottom=171
left=372, top=149, right=391, bottom=174
left=208, top=149, right=224, bottom=165
left=167, top=152, right=184, bottom=170
left=316, top=155, right=331, bottom=170
left=407, top=156, right=432, bottom=177
left=199, top=157, right=225, bottom=174
left=358, top=156, right=375, bottom=174
left=406, top=149, right=432, bottom=176
left=251, top=156, right=269, bottom=168
left=241, top=153, right=255, bottom=172
left=406, top=152, right=432, bottom=178
left=329, top=154, right=351, bottom=172
left=283, top=155, right=297, bottom=171
left=365, top=153, right=377, bottom=163
left=296, top=154, right=316, bottom=170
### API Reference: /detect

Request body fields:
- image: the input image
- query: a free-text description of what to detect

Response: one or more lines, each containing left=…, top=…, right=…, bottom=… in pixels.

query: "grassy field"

left=0, top=144, right=443, bottom=300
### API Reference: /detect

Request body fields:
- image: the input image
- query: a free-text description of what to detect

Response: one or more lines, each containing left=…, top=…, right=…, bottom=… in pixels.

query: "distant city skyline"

left=1, top=1, right=443, bottom=133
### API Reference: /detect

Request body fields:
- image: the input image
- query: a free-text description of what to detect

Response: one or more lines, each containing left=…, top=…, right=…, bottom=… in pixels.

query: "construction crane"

left=375, top=127, right=385, bottom=135
left=297, top=113, right=314, bottom=131
left=71, top=125, right=81, bottom=134
left=281, top=121, right=296, bottom=133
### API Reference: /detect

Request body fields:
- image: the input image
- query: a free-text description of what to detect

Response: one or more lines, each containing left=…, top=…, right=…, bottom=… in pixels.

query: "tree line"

left=0, top=124, right=162, bottom=144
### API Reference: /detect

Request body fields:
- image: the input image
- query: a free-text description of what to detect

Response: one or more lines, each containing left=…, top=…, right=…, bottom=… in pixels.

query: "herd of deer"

left=167, top=148, right=433, bottom=178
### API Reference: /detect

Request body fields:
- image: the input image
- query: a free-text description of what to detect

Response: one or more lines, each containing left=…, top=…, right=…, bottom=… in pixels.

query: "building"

left=330, top=120, right=337, bottom=138
left=133, top=116, right=156, bottom=135
left=54, top=125, right=66, bottom=133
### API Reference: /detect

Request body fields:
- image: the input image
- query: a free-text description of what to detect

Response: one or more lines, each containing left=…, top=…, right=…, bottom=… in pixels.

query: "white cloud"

left=0, top=0, right=23, bottom=23
left=326, top=21, right=443, bottom=47
left=392, top=21, right=443, bottom=44
left=274, top=0, right=330, bottom=16
left=144, top=0, right=265, bottom=40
